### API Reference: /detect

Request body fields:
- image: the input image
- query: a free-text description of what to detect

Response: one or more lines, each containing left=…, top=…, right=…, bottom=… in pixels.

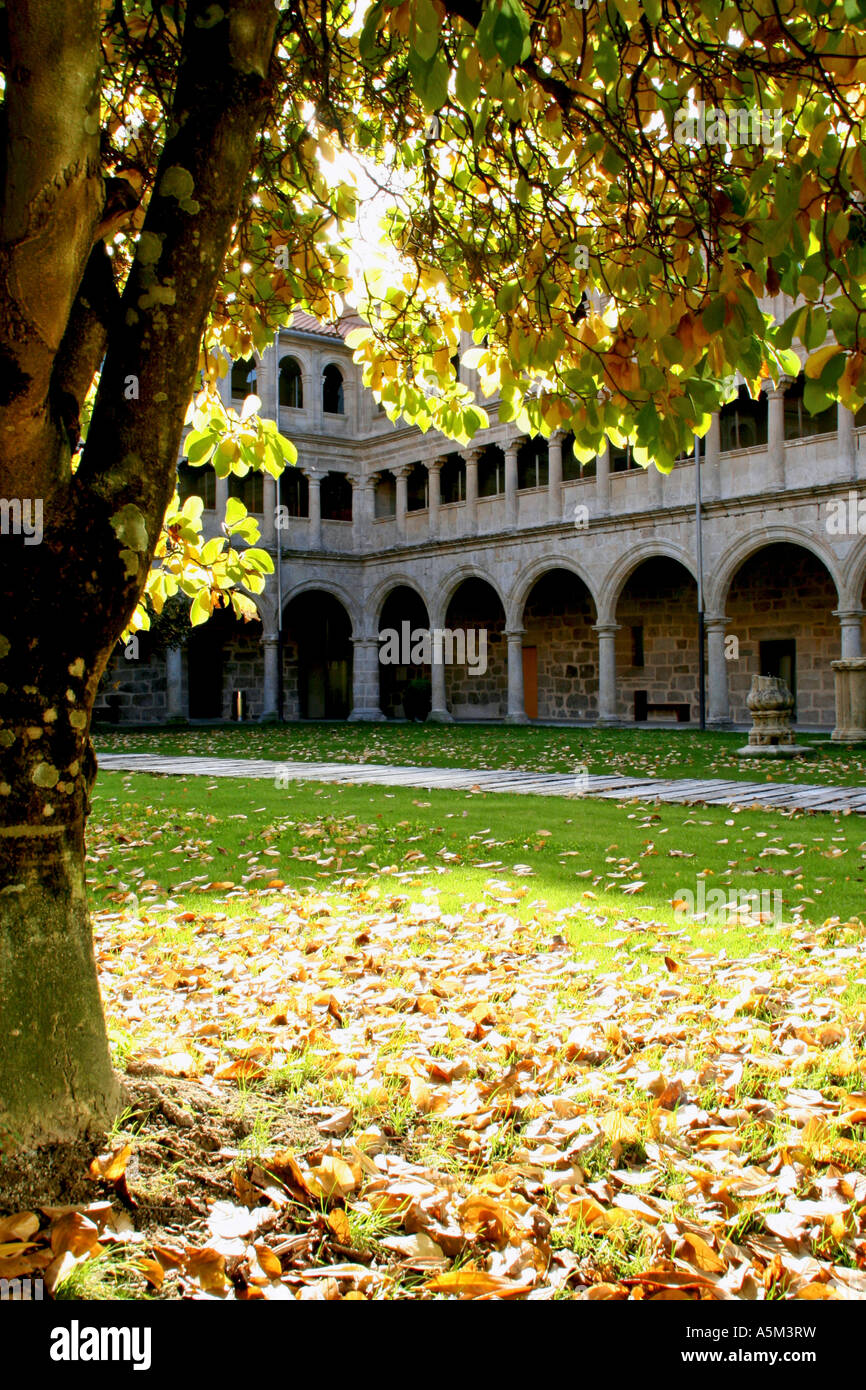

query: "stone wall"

left=523, top=576, right=597, bottom=719
left=615, top=560, right=699, bottom=722
left=444, top=615, right=507, bottom=718
left=220, top=628, right=265, bottom=720
left=94, top=644, right=168, bottom=724
left=725, top=545, right=838, bottom=726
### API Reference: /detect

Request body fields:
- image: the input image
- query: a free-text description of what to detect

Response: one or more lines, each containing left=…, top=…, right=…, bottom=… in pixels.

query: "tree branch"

left=0, top=0, right=103, bottom=486
left=76, top=0, right=279, bottom=636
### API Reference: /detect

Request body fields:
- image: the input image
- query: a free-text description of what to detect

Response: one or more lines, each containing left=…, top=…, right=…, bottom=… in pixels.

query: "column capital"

left=703, top=613, right=729, bottom=632
left=260, top=633, right=280, bottom=647
left=392, top=462, right=413, bottom=479
left=304, top=464, right=324, bottom=481
left=427, top=455, right=446, bottom=472
left=834, top=607, right=866, bottom=622
left=593, top=621, right=620, bottom=636
left=503, top=439, right=519, bottom=459
left=505, top=627, right=525, bottom=641
left=760, top=375, right=795, bottom=398
left=549, top=428, right=565, bottom=445
left=462, top=445, right=484, bottom=463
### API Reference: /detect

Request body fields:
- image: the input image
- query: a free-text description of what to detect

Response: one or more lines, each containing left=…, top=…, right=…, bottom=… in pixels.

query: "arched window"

left=517, top=437, right=549, bottom=490
left=719, top=386, right=768, bottom=452
left=231, top=356, right=257, bottom=402
left=322, top=363, right=344, bottom=415
left=279, top=356, right=303, bottom=409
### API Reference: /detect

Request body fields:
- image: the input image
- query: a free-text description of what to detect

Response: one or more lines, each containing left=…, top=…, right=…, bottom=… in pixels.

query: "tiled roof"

left=289, top=311, right=363, bottom=340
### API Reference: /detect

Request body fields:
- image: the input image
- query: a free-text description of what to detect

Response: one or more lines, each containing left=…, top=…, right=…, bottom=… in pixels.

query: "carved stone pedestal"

left=737, top=675, right=814, bottom=758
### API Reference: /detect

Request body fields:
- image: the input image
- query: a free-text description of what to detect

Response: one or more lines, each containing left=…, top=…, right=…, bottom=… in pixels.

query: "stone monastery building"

left=96, top=308, right=866, bottom=733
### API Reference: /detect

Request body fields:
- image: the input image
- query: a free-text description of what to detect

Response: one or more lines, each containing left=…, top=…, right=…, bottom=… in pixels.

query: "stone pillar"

left=705, top=614, right=731, bottom=728
left=548, top=431, right=563, bottom=522
left=504, top=442, right=518, bottom=529
left=349, top=476, right=364, bottom=553
left=215, top=471, right=229, bottom=519
left=762, top=378, right=789, bottom=490
left=838, top=402, right=858, bottom=482
left=703, top=414, right=721, bottom=501
left=428, top=458, right=443, bottom=540
left=834, top=608, right=865, bottom=659
left=594, top=621, right=619, bottom=726
left=427, top=646, right=453, bottom=723
left=596, top=442, right=610, bottom=515
left=262, top=474, right=277, bottom=548
left=165, top=646, right=185, bottom=723
left=464, top=448, right=480, bottom=534
left=260, top=634, right=280, bottom=722
left=307, top=468, right=322, bottom=550
left=505, top=629, right=528, bottom=723
left=832, top=658, right=866, bottom=742
left=394, top=464, right=410, bottom=541
left=348, top=638, right=385, bottom=721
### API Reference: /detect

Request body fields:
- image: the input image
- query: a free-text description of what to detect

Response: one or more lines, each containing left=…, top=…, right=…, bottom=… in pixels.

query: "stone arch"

left=833, top=535, right=866, bottom=611
left=599, top=541, right=698, bottom=624
left=281, top=576, right=360, bottom=637
left=720, top=536, right=842, bottom=727
left=368, top=573, right=432, bottom=626
left=514, top=561, right=599, bottom=721
left=507, top=555, right=600, bottom=629
left=431, top=564, right=507, bottom=629
left=709, top=526, right=844, bottom=614
left=281, top=585, right=354, bottom=719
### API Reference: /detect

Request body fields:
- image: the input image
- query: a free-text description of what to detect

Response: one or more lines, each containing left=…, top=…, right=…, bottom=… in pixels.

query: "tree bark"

left=0, top=0, right=278, bottom=1149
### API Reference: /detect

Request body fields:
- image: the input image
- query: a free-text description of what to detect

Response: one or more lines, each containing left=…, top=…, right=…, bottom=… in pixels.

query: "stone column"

left=505, top=629, right=528, bottom=723
left=215, top=471, right=229, bottom=519
left=394, top=464, right=410, bottom=541
left=262, top=474, right=277, bottom=548
left=427, top=457, right=443, bottom=540
left=464, top=448, right=480, bottom=534
left=762, top=378, right=789, bottom=490
left=307, top=468, right=322, bottom=550
left=838, top=402, right=858, bottom=482
left=594, top=621, right=619, bottom=726
left=165, top=646, right=185, bottom=723
left=834, top=608, right=865, bottom=659
left=548, top=431, right=563, bottom=523
left=703, top=414, right=721, bottom=501
left=348, top=638, right=385, bottom=721
left=596, top=442, right=610, bottom=515
left=427, top=646, right=453, bottom=723
left=260, top=634, right=280, bottom=722
left=705, top=614, right=732, bottom=727
left=504, top=442, right=519, bottom=529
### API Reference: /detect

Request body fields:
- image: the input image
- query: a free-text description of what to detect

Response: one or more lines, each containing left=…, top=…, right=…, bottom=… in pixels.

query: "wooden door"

left=522, top=646, right=538, bottom=720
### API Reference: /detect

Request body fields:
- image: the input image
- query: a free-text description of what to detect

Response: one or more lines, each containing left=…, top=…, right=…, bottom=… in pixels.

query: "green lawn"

left=93, top=722, right=866, bottom=787
left=89, top=771, right=866, bottom=974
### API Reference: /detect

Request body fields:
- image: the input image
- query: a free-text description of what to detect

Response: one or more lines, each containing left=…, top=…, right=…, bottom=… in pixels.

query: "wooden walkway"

left=96, top=753, right=866, bottom=815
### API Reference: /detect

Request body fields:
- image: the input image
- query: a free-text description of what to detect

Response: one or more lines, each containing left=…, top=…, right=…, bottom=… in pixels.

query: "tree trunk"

left=0, top=610, right=118, bottom=1150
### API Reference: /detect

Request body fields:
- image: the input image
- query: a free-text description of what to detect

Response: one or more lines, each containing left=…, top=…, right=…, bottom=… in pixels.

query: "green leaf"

left=224, top=496, right=247, bottom=527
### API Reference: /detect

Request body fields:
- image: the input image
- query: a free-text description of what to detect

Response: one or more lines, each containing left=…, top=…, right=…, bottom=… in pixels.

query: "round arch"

left=432, top=565, right=507, bottom=628
left=281, top=577, right=360, bottom=637
left=367, top=572, right=432, bottom=625
left=708, top=527, right=844, bottom=613
left=600, top=542, right=698, bottom=623
left=508, top=555, right=599, bottom=629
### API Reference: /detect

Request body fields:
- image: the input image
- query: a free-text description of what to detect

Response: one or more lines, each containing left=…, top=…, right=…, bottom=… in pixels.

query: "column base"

left=258, top=710, right=280, bottom=724
left=832, top=728, right=866, bottom=742
left=348, top=709, right=386, bottom=722
left=164, top=715, right=187, bottom=726
left=595, top=716, right=620, bottom=728
left=504, top=712, right=529, bottom=724
left=426, top=708, right=453, bottom=724
left=707, top=718, right=734, bottom=731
